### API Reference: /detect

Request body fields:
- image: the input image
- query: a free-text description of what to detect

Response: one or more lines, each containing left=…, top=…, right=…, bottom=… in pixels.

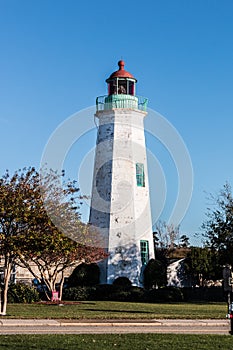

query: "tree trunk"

left=199, top=273, right=203, bottom=287
left=1, top=263, right=12, bottom=315
left=59, top=272, right=65, bottom=301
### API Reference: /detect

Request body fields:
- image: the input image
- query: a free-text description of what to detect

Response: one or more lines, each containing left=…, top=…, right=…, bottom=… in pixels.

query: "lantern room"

left=106, top=60, right=137, bottom=96
left=96, top=60, right=148, bottom=113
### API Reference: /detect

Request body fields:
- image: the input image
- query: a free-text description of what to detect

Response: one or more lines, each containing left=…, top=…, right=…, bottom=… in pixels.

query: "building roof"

left=107, top=60, right=136, bottom=81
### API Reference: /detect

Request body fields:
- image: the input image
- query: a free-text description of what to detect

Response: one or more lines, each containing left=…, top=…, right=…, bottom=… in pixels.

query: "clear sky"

left=1, top=0, right=233, bottom=246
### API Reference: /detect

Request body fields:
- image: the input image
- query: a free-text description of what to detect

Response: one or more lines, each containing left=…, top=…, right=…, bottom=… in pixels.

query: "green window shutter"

left=140, top=240, right=149, bottom=265
left=136, top=163, right=145, bottom=187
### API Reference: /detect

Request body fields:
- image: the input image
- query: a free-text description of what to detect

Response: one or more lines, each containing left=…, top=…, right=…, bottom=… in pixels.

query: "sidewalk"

left=0, top=318, right=229, bottom=327
left=0, top=319, right=230, bottom=335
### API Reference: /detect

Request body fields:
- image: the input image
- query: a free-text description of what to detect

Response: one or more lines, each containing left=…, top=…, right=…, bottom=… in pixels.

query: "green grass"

left=1, top=301, right=227, bottom=319
left=0, top=334, right=232, bottom=350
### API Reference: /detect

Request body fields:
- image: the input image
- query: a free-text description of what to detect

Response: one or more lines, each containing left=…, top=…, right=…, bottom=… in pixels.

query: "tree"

left=179, top=235, right=190, bottom=248
left=184, top=247, right=220, bottom=286
left=153, top=221, right=180, bottom=251
left=17, top=224, right=106, bottom=301
left=68, top=263, right=100, bottom=287
left=0, top=168, right=107, bottom=314
left=143, top=259, right=167, bottom=289
left=203, top=183, right=233, bottom=266
left=17, top=168, right=107, bottom=301
left=0, top=168, right=38, bottom=314
left=152, top=222, right=180, bottom=287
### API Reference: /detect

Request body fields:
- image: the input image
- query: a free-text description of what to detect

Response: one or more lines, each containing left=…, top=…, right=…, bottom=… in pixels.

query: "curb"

left=0, top=319, right=229, bottom=328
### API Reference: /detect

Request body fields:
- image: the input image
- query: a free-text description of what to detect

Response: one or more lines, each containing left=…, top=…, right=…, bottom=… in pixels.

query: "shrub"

left=62, top=286, right=95, bottom=301
left=110, top=289, right=132, bottom=301
left=143, top=259, right=167, bottom=289
left=8, top=283, right=40, bottom=303
left=113, top=277, right=132, bottom=289
left=129, top=286, right=145, bottom=302
left=145, top=287, right=184, bottom=302
left=68, top=263, right=100, bottom=287
left=94, top=284, right=144, bottom=302
left=93, top=284, right=115, bottom=300
left=110, top=286, right=145, bottom=302
left=182, top=286, right=224, bottom=302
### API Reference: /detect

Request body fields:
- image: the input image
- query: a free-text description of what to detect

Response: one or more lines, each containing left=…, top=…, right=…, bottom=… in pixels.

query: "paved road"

left=0, top=319, right=230, bottom=335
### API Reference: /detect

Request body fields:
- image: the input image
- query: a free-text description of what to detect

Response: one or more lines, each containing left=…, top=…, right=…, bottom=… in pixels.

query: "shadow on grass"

left=80, top=308, right=153, bottom=314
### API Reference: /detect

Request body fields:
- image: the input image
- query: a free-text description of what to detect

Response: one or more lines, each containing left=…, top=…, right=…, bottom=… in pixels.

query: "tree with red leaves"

left=0, top=167, right=107, bottom=314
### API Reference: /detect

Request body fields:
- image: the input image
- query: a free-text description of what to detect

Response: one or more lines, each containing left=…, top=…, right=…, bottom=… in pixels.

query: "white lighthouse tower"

left=89, top=60, right=154, bottom=286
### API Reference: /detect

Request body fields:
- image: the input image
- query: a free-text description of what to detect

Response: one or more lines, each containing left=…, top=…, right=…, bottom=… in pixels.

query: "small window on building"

left=136, top=163, right=145, bottom=187
left=140, top=240, right=149, bottom=265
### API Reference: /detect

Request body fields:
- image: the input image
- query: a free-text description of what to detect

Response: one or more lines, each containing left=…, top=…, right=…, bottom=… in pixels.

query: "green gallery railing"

left=96, top=95, right=148, bottom=112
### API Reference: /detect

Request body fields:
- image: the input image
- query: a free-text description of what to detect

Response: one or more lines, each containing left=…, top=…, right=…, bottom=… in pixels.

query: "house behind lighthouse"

left=89, top=61, right=154, bottom=286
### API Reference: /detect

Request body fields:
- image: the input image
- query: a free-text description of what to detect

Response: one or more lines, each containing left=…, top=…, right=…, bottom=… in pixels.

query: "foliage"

left=67, top=263, right=100, bottom=287
left=109, top=286, right=145, bottom=302
left=92, top=284, right=115, bottom=300
left=0, top=167, right=40, bottom=314
left=0, top=168, right=107, bottom=314
left=182, top=287, right=224, bottom=302
left=203, top=183, right=233, bottom=267
left=168, top=247, right=190, bottom=259
left=112, top=277, right=132, bottom=288
left=16, top=168, right=107, bottom=301
left=153, top=221, right=180, bottom=251
left=184, top=247, right=221, bottom=286
left=126, top=286, right=145, bottom=301
left=63, top=284, right=145, bottom=302
left=143, top=259, right=167, bottom=289
left=152, top=222, right=180, bottom=284
left=63, top=283, right=185, bottom=303
left=179, top=234, right=190, bottom=248
left=7, top=283, right=40, bottom=303
left=62, top=286, right=95, bottom=301
left=110, top=290, right=132, bottom=301
left=145, top=287, right=184, bottom=302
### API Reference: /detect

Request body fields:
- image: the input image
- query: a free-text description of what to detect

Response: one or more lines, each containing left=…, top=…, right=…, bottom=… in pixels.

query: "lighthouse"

left=89, top=61, right=154, bottom=286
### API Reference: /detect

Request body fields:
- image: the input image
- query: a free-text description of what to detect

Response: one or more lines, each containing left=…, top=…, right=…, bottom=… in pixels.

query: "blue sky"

left=1, top=0, right=233, bottom=245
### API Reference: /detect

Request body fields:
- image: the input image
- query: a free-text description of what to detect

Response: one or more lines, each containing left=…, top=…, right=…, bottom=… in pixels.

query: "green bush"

left=68, top=263, right=100, bottom=287
left=8, top=283, right=40, bottom=303
left=94, top=284, right=144, bottom=302
left=182, top=287, right=224, bottom=302
left=63, top=284, right=143, bottom=302
left=63, top=286, right=95, bottom=301
left=143, top=259, right=167, bottom=289
left=145, top=287, right=184, bottom=302
left=93, top=284, right=115, bottom=300
left=113, top=277, right=132, bottom=289
left=63, top=284, right=184, bottom=303
left=110, top=290, right=132, bottom=301
left=128, top=286, right=145, bottom=302
left=63, top=284, right=118, bottom=302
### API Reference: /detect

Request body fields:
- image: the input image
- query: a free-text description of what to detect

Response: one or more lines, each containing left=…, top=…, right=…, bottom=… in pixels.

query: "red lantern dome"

left=107, top=60, right=136, bottom=80
left=106, top=61, right=137, bottom=96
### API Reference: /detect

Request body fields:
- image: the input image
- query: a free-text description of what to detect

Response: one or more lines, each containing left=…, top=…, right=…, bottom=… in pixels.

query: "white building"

left=89, top=61, right=154, bottom=286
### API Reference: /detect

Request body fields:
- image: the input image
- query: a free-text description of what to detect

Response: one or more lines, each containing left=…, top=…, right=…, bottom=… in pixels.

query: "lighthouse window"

left=136, top=163, right=145, bottom=187
left=129, top=81, right=134, bottom=95
left=118, top=80, right=127, bottom=94
left=140, top=240, right=149, bottom=265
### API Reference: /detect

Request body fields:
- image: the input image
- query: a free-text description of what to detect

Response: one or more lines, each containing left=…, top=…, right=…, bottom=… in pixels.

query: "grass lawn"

left=1, top=301, right=227, bottom=319
left=0, top=334, right=233, bottom=350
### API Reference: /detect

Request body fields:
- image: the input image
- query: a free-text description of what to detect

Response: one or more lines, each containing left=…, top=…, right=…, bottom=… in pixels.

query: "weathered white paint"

left=167, top=259, right=192, bottom=288
left=89, top=103, right=154, bottom=286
